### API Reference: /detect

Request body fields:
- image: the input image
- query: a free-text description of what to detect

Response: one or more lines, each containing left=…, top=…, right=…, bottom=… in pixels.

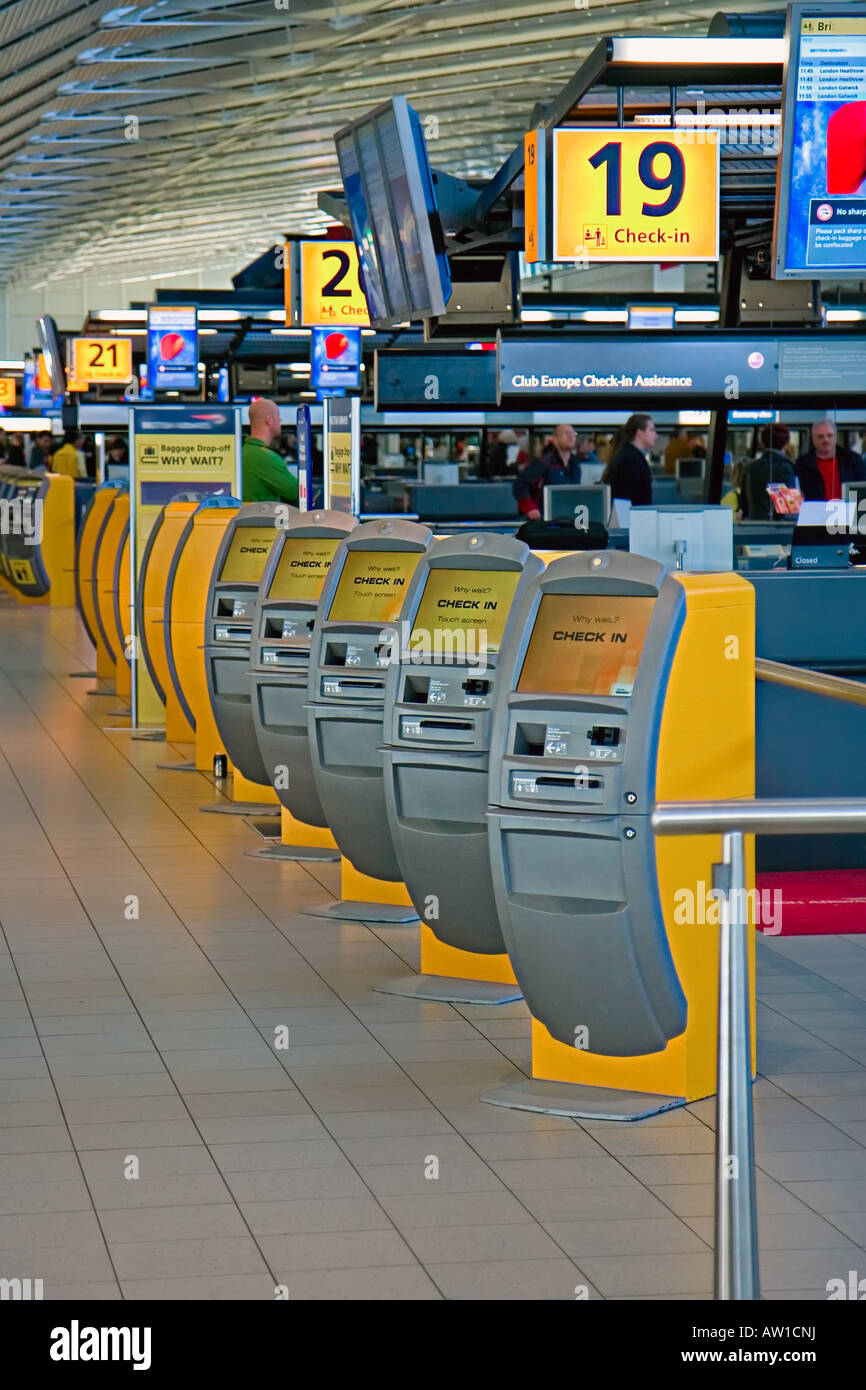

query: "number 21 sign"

left=552, top=127, right=719, bottom=263
left=71, top=336, right=133, bottom=385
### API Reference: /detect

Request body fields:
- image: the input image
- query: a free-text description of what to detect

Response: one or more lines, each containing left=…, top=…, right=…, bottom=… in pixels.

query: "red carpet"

left=756, top=871, right=866, bottom=935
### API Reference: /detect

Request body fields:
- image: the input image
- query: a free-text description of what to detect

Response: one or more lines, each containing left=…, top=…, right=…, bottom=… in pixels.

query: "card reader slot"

left=417, top=718, right=474, bottom=731
left=535, top=773, right=603, bottom=789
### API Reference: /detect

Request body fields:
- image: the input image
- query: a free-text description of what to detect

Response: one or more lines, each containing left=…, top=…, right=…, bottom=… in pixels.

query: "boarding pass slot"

left=400, top=716, right=476, bottom=742
left=321, top=676, right=385, bottom=699
left=510, top=769, right=605, bottom=803
left=214, top=624, right=251, bottom=642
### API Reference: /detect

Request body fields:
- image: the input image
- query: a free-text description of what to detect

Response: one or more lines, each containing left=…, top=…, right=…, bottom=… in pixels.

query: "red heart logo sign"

left=324, top=333, right=349, bottom=360
left=160, top=332, right=186, bottom=361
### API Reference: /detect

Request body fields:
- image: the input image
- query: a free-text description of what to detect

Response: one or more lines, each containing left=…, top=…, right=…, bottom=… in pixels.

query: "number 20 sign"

left=299, top=242, right=370, bottom=327
left=552, top=127, right=719, bottom=263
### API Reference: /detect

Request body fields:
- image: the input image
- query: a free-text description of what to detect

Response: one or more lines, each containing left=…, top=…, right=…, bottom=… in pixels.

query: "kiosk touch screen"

left=268, top=536, right=340, bottom=601
left=327, top=549, right=420, bottom=624
left=517, top=594, right=656, bottom=697
left=219, top=527, right=277, bottom=584
left=410, top=568, right=521, bottom=653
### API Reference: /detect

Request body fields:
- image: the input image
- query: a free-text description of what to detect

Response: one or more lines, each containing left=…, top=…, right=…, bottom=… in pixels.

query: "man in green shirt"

left=241, top=397, right=299, bottom=504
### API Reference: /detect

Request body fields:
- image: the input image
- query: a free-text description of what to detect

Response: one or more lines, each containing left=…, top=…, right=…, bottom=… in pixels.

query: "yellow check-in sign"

left=552, top=128, right=719, bottom=263
left=0, top=378, right=15, bottom=407
left=299, top=241, right=370, bottom=327
left=72, top=337, right=133, bottom=384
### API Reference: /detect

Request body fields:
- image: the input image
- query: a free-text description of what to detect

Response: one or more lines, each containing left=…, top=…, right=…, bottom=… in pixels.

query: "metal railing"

left=756, top=657, right=866, bottom=708
left=651, top=797, right=866, bottom=1301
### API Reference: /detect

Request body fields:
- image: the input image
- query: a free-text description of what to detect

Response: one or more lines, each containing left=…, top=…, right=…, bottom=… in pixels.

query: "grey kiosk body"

left=484, top=550, right=688, bottom=1113
left=378, top=533, right=545, bottom=1003
left=306, top=519, right=433, bottom=922
left=204, top=502, right=288, bottom=811
left=249, top=510, right=356, bottom=861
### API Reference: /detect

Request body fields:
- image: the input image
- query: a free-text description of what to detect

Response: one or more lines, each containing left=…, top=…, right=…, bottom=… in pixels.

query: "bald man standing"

left=241, top=398, right=298, bottom=504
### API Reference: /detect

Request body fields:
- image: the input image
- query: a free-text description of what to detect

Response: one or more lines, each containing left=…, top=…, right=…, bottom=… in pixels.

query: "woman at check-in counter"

left=602, top=412, right=656, bottom=505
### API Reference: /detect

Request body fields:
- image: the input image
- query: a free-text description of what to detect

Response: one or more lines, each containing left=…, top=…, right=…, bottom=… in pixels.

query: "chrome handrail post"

left=714, top=830, right=759, bottom=1300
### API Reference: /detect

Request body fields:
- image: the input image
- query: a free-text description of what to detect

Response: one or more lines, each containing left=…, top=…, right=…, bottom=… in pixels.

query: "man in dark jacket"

left=796, top=418, right=866, bottom=500
left=514, top=423, right=581, bottom=519
left=604, top=414, right=656, bottom=506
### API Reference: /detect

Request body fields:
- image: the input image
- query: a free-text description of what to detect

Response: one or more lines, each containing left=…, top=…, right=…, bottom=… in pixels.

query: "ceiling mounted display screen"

left=335, top=96, right=451, bottom=329
left=775, top=4, right=866, bottom=277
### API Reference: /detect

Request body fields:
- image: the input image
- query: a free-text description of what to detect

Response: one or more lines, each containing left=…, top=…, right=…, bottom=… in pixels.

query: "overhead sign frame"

left=550, top=126, right=720, bottom=264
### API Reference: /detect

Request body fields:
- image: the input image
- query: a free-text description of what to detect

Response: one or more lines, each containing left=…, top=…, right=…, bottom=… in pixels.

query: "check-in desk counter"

left=250, top=511, right=356, bottom=831
left=204, top=503, right=287, bottom=785
left=379, top=533, right=544, bottom=1001
left=307, top=520, right=432, bottom=886
left=751, top=567, right=866, bottom=870
left=484, top=550, right=756, bottom=1118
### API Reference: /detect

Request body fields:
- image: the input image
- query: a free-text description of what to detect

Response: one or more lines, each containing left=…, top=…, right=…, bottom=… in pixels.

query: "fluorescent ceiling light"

left=675, top=309, right=720, bottom=323
left=289, top=363, right=311, bottom=372
left=93, top=310, right=147, bottom=322
left=826, top=309, right=864, bottom=322
left=521, top=309, right=555, bottom=322
left=582, top=310, right=629, bottom=323
left=0, top=361, right=24, bottom=369
left=610, top=38, right=784, bottom=64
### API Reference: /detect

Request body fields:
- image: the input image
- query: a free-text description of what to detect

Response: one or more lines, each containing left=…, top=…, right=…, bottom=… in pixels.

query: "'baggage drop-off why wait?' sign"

left=552, top=127, right=720, bottom=263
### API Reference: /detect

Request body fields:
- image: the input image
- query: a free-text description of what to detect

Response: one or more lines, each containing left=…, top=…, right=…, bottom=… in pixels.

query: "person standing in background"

left=796, top=418, right=866, bottom=501
left=51, top=428, right=86, bottom=479
left=514, top=423, right=581, bottom=520
left=241, top=398, right=298, bottom=504
left=741, top=423, right=796, bottom=520
left=28, top=431, right=53, bottom=471
left=604, top=414, right=657, bottom=506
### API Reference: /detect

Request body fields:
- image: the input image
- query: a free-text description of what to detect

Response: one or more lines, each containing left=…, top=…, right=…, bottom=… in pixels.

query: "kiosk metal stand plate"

left=481, top=1079, right=686, bottom=1121
left=246, top=842, right=340, bottom=862
left=305, top=900, right=419, bottom=924
left=374, top=974, right=521, bottom=1005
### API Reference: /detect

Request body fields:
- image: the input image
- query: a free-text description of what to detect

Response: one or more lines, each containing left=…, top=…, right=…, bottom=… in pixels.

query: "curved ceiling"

left=0, top=0, right=778, bottom=289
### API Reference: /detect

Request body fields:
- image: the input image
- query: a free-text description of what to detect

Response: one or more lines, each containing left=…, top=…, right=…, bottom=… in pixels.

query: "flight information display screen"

left=410, top=568, right=520, bottom=653
left=327, top=549, right=421, bottom=623
left=517, top=594, right=656, bottom=697
left=776, top=7, right=866, bottom=275
left=219, top=527, right=276, bottom=583
left=268, top=536, right=341, bottom=601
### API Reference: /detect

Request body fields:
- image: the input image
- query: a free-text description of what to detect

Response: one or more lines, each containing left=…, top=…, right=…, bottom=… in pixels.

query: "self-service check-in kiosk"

left=1, top=471, right=75, bottom=607
left=484, top=550, right=756, bottom=1119
left=307, top=520, right=433, bottom=922
left=164, top=497, right=240, bottom=771
left=249, top=510, right=356, bottom=861
left=76, top=483, right=122, bottom=681
left=203, top=503, right=287, bottom=810
left=93, top=490, right=130, bottom=704
left=137, top=500, right=200, bottom=732
left=378, top=533, right=544, bottom=1003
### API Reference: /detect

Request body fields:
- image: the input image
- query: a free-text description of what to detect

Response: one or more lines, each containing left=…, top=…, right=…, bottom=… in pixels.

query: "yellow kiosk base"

left=200, top=765, right=283, bottom=818
left=374, top=924, right=523, bottom=1005
left=305, top=857, right=420, bottom=924
left=247, top=807, right=341, bottom=863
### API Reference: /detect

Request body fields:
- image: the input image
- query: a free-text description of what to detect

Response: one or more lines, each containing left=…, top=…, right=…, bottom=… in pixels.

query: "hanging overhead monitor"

left=775, top=4, right=866, bottom=277
left=334, top=95, right=451, bottom=328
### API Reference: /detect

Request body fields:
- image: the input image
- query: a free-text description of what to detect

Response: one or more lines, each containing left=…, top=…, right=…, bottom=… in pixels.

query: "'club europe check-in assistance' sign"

left=551, top=128, right=720, bottom=263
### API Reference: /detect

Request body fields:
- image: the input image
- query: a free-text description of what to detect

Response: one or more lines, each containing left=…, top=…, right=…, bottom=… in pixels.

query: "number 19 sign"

left=552, top=128, right=719, bottom=263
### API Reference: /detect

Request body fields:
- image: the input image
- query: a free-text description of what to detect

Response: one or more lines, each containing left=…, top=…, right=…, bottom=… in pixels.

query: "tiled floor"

left=2, top=596, right=866, bottom=1300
